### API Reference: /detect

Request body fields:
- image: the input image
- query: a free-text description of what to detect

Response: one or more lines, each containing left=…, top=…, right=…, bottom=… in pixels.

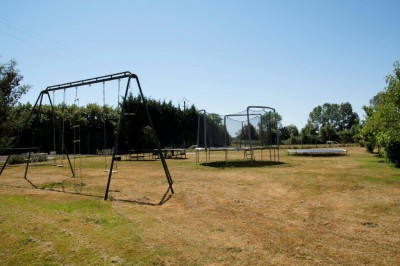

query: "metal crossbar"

left=45, top=72, right=134, bottom=92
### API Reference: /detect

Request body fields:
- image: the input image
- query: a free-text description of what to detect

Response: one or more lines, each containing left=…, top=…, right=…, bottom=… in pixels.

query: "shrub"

left=36, top=154, right=47, bottom=162
left=384, top=140, right=400, bottom=167
left=377, top=132, right=400, bottom=167
left=8, top=155, right=25, bottom=165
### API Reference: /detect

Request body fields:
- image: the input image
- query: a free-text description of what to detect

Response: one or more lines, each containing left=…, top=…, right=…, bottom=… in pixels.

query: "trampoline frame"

left=195, top=145, right=279, bottom=164
left=287, top=148, right=347, bottom=156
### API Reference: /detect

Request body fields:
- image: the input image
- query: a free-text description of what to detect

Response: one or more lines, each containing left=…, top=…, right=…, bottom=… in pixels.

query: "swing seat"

left=104, top=170, right=118, bottom=173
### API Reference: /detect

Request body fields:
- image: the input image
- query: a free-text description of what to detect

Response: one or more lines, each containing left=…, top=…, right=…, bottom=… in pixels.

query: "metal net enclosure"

left=246, top=106, right=280, bottom=147
left=196, top=106, right=280, bottom=165
left=197, top=110, right=226, bottom=149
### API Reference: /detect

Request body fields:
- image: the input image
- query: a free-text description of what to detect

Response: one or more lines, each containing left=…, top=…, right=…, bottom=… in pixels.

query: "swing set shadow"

left=0, top=179, right=172, bottom=206
left=0, top=71, right=174, bottom=202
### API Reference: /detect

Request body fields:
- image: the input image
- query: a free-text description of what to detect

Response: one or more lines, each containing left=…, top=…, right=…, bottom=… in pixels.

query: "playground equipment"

left=0, top=71, right=174, bottom=200
left=287, top=148, right=347, bottom=156
left=196, top=106, right=280, bottom=165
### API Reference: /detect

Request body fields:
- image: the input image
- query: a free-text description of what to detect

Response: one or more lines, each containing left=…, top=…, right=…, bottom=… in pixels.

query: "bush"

left=377, top=132, right=400, bottom=167
left=6, top=154, right=47, bottom=165
left=36, top=154, right=47, bottom=162
left=8, top=155, right=25, bottom=165
left=365, top=142, right=375, bottom=153
left=385, top=140, right=400, bottom=167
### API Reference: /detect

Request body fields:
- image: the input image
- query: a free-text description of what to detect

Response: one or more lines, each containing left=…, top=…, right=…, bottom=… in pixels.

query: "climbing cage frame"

left=0, top=71, right=174, bottom=200
left=195, top=106, right=280, bottom=165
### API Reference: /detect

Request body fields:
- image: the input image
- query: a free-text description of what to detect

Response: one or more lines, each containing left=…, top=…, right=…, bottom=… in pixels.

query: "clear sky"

left=1, top=0, right=399, bottom=129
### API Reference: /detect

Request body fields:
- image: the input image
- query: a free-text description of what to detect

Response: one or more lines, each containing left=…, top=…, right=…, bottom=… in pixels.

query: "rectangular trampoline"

left=287, top=148, right=347, bottom=156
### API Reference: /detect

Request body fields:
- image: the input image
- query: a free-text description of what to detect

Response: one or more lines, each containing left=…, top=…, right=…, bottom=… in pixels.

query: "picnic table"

left=158, top=148, right=186, bottom=159
left=126, top=150, right=155, bottom=160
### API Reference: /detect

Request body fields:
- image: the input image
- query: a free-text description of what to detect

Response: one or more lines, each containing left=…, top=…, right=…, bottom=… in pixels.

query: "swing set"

left=0, top=71, right=174, bottom=200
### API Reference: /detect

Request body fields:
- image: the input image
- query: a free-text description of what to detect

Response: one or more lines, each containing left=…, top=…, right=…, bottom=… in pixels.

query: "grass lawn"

left=0, top=146, right=399, bottom=265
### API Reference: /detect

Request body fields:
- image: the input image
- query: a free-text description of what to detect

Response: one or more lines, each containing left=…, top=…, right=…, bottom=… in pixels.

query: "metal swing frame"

left=0, top=71, right=174, bottom=200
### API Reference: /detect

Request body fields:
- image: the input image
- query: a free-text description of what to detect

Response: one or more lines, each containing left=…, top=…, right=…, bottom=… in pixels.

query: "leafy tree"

left=119, top=94, right=200, bottom=150
left=236, top=123, right=259, bottom=141
left=305, top=102, right=359, bottom=143
left=259, top=111, right=282, bottom=145
left=319, top=124, right=337, bottom=143
left=204, top=114, right=226, bottom=147
left=359, top=61, right=400, bottom=166
left=207, top=113, right=223, bottom=126
left=300, top=123, right=316, bottom=144
left=308, top=102, right=359, bottom=132
left=142, top=125, right=156, bottom=147
left=279, top=126, right=290, bottom=142
left=0, top=58, right=30, bottom=152
left=358, top=105, right=378, bottom=152
left=338, top=102, right=359, bottom=131
left=280, top=124, right=299, bottom=144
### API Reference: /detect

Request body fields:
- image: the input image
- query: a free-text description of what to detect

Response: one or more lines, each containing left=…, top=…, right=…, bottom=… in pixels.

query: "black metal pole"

left=197, top=109, right=206, bottom=147
left=134, top=76, right=174, bottom=194
left=104, top=76, right=132, bottom=200
left=45, top=72, right=132, bottom=92
left=224, top=115, right=228, bottom=164
left=46, top=92, right=59, bottom=166
left=45, top=91, right=76, bottom=177
left=0, top=92, right=43, bottom=175
left=24, top=92, right=45, bottom=179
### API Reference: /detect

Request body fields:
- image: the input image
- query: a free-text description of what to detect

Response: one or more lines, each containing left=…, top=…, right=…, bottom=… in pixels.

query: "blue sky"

left=1, top=0, right=399, bottom=129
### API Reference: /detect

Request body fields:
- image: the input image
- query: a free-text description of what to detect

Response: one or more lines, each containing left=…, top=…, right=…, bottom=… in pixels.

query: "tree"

left=280, top=124, right=299, bottom=144
left=319, top=124, right=337, bottom=143
left=204, top=113, right=226, bottom=147
left=207, top=113, right=223, bottom=126
left=308, top=102, right=359, bottom=131
left=358, top=105, right=378, bottom=152
left=305, top=102, right=359, bottom=143
left=300, top=123, right=316, bottom=144
left=359, top=61, right=400, bottom=166
left=338, top=102, right=359, bottom=131
left=236, top=124, right=258, bottom=141
left=259, top=111, right=282, bottom=145
left=279, top=126, right=290, bottom=142
left=0, top=58, right=30, bottom=152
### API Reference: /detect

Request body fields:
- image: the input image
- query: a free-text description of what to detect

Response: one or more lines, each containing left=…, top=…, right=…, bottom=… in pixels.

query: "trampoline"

left=287, top=148, right=347, bottom=156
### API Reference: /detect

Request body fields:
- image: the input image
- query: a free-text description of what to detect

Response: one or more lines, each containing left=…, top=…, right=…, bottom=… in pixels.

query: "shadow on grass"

left=2, top=177, right=173, bottom=206
left=123, top=157, right=187, bottom=162
left=201, top=160, right=285, bottom=168
left=113, top=187, right=173, bottom=206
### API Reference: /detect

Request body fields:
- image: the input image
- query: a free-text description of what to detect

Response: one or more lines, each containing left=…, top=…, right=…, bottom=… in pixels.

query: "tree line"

left=0, top=95, right=200, bottom=154
left=280, top=102, right=360, bottom=146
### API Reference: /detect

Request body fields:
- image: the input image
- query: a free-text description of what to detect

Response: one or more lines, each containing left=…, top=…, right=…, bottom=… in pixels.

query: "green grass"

left=0, top=195, right=168, bottom=265
left=356, top=154, right=400, bottom=184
